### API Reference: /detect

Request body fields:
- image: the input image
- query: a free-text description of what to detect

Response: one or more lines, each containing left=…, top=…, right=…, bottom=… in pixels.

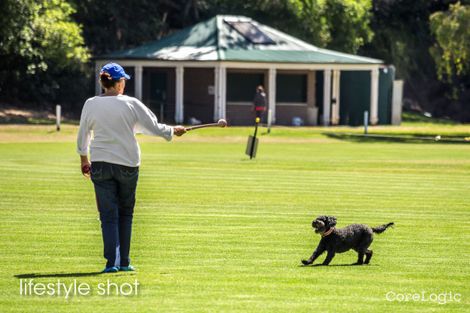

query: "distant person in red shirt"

left=253, top=85, right=266, bottom=122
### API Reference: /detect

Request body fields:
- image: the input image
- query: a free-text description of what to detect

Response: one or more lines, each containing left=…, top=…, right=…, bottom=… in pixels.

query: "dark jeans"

left=255, top=109, right=265, bottom=122
left=91, top=162, right=139, bottom=268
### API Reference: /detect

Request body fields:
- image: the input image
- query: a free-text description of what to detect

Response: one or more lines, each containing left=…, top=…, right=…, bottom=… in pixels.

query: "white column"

left=323, top=69, right=332, bottom=126
left=331, top=70, right=341, bottom=125
left=370, top=68, right=379, bottom=125
left=220, top=66, right=226, bottom=120
left=268, top=67, right=276, bottom=126
left=134, top=65, right=143, bottom=100
left=175, top=66, right=184, bottom=123
left=392, top=80, right=404, bottom=125
left=214, top=67, right=220, bottom=120
left=214, top=66, right=226, bottom=121
left=306, top=71, right=317, bottom=126
left=95, top=62, right=102, bottom=95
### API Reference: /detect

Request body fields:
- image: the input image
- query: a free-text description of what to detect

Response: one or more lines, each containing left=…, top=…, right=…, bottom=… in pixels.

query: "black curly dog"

left=302, top=216, right=394, bottom=266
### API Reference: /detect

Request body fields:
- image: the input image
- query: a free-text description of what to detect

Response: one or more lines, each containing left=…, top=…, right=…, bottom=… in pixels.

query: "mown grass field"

left=0, top=122, right=469, bottom=312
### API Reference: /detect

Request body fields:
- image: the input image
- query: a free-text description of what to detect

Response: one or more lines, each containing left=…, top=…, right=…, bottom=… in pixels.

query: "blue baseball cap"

left=100, top=63, right=131, bottom=80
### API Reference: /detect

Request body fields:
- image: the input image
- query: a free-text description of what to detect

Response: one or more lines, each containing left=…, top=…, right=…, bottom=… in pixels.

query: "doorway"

left=150, top=72, right=167, bottom=122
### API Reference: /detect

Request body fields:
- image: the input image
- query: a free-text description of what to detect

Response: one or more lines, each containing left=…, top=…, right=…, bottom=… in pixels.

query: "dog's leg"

left=364, top=250, right=373, bottom=264
left=355, top=251, right=365, bottom=265
left=302, top=245, right=326, bottom=265
left=322, top=250, right=336, bottom=265
left=354, top=231, right=372, bottom=265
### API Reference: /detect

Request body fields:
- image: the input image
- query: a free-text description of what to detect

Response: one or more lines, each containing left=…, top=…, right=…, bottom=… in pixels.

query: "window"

left=225, top=21, right=275, bottom=45
left=227, top=73, right=264, bottom=102
left=276, top=74, right=307, bottom=103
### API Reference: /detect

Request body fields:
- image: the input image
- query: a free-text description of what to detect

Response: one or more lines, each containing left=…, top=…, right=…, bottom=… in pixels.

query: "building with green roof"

left=95, top=15, right=402, bottom=126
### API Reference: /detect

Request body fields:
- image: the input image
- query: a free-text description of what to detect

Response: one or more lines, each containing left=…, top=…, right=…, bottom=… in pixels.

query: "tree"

left=203, top=0, right=373, bottom=53
left=0, top=0, right=89, bottom=105
left=35, top=0, right=89, bottom=70
left=430, top=2, right=470, bottom=86
left=360, top=0, right=470, bottom=120
left=0, top=0, right=37, bottom=97
left=289, top=0, right=373, bottom=53
left=286, top=0, right=331, bottom=48
left=71, top=0, right=170, bottom=56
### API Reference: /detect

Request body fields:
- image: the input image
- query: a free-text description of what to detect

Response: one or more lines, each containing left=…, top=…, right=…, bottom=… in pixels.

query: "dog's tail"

left=372, top=222, right=394, bottom=234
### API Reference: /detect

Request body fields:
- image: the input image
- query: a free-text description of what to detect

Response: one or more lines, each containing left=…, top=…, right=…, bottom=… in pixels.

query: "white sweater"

left=77, top=95, right=173, bottom=167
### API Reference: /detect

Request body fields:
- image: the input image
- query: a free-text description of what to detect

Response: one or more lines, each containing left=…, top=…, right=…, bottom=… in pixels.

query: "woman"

left=77, top=63, right=186, bottom=273
left=253, top=85, right=266, bottom=121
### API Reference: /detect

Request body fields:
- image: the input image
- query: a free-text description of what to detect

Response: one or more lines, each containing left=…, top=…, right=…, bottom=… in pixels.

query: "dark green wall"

left=337, top=67, right=394, bottom=126
left=340, top=71, right=371, bottom=126
left=378, top=66, right=395, bottom=125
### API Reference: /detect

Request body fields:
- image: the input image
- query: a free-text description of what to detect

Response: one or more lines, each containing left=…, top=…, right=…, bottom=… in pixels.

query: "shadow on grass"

left=14, top=271, right=103, bottom=279
left=402, top=111, right=457, bottom=125
left=324, top=132, right=469, bottom=144
left=299, top=263, right=378, bottom=267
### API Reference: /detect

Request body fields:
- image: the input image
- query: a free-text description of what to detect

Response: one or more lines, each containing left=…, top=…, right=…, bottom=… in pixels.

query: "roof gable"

left=101, top=15, right=382, bottom=64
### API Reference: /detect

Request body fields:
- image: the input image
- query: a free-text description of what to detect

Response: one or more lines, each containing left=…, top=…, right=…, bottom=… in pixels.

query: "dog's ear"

left=326, top=216, right=337, bottom=228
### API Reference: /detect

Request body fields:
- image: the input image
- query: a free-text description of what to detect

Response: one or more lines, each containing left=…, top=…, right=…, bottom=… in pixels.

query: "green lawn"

left=0, top=124, right=469, bottom=312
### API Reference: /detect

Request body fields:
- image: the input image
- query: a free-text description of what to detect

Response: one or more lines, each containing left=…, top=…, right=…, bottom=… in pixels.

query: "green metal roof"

left=101, top=15, right=382, bottom=65
left=221, top=49, right=380, bottom=64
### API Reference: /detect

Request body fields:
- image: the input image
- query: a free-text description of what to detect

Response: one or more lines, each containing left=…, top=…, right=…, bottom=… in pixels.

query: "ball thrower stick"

left=185, top=119, right=227, bottom=131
